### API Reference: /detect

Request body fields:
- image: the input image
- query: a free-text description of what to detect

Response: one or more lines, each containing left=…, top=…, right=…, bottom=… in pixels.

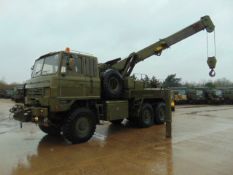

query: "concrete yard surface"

left=0, top=99, right=233, bottom=175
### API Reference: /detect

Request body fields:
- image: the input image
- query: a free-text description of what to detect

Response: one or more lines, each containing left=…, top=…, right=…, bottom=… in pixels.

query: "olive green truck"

left=10, top=16, right=216, bottom=144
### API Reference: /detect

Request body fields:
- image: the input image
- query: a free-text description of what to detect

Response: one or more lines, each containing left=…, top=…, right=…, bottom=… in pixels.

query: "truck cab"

left=25, top=51, right=100, bottom=112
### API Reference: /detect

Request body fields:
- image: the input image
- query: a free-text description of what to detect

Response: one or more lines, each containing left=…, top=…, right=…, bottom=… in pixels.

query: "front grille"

left=26, top=88, right=44, bottom=96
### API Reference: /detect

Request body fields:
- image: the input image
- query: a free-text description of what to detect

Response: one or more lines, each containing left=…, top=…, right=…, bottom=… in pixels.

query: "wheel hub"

left=143, top=109, right=152, bottom=124
left=75, top=117, right=90, bottom=137
left=109, top=77, right=119, bottom=92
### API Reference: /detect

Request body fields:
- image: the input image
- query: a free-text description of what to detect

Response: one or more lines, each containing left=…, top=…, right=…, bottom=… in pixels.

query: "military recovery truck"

left=10, top=16, right=216, bottom=144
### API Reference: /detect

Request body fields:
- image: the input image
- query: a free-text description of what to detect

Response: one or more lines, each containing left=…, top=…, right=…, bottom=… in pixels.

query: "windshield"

left=215, top=90, right=223, bottom=97
left=178, top=90, right=186, bottom=95
left=196, top=90, right=203, bottom=96
left=32, top=54, right=60, bottom=77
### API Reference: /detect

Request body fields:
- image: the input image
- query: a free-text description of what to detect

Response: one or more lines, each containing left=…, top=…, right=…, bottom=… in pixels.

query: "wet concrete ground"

left=0, top=99, right=233, bottom=175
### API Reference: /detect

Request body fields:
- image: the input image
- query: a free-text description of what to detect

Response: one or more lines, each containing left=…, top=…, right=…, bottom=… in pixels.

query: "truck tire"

left=138, top=103, right=154, bottom=128
left=62, top=108, right=96, bottom=144
left=102, top=69, right=123, bottom=99
left=154, top=102, right=166, bottom=124
left=39, top=124, right=61, bottom=136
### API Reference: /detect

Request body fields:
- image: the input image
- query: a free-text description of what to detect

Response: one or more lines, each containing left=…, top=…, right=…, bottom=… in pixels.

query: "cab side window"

left=81, top=57, right=98, bottom=77
left=70, top=55, right=81, bottom=74
left=61, top=54, right=81, bottom=75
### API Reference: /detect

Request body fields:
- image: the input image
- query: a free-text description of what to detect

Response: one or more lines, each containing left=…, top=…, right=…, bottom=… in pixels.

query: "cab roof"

left=36, top=51, right=97, bottom=61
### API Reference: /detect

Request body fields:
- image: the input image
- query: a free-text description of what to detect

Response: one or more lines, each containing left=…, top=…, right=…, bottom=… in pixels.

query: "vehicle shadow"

left=11, top=122, right=172, bottom=175
left=36, top=121, right=134, bottom=147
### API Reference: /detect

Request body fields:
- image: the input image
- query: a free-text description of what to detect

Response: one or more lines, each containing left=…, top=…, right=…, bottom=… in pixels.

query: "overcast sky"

left=0, top=0, right=232, bottom=83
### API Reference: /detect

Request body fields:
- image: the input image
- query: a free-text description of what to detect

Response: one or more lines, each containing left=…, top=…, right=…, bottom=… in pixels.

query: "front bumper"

left=10, top=104, right=48, bottom=123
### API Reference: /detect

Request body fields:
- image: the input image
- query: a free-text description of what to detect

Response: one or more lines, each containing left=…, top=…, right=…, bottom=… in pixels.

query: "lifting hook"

left=207, top=56, right=217, bottom=77
left=209, top=69, right=216, bottom=77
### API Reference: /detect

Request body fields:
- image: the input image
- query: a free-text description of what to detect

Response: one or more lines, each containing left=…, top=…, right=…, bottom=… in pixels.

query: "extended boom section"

left=109, top=16, right=215, bottom=77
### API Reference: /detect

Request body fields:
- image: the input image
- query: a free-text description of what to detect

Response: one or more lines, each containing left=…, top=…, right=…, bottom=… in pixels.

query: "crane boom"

left=104, top=15, right=215, bottom=77
left=136, top=15, right=214, bottom=60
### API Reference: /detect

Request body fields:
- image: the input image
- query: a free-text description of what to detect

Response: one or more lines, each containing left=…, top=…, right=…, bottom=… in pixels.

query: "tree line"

left=0, top=80, right=19, bottom=90
left=1, top=74, right=233, bottom=90
left=132, top=74, right=233, bottom=88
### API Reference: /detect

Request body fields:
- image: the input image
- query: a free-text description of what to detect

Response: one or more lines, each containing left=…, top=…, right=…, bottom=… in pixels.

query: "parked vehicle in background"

left=171, top=87, right=188, bottom=104
left=12, top=85, right=25, bottom=103
left=3, top=89, right=14, bottom=99
left=0, top=89, right=6, bottom=98
left=0, top=89, right=13, bottom=99
left=187, top=87, right=206, bottom=104
left=222, top=88, right=233, bottom=104
left=205, top=88, right=224, bottom=104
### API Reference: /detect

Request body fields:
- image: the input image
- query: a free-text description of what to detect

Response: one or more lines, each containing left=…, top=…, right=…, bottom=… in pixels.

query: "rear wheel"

left=62, top=108, right=96, bottom=144
left=39, top=124, right=61, bottom=136
left=154, top=102, right=166, bottom=124
left=138, top=103, right=154, bottom=128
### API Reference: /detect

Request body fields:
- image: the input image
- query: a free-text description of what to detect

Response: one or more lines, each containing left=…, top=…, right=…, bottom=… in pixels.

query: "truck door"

left=59, top=54, right=100, bottom=98
left=81, top=56, right=100, bottom=98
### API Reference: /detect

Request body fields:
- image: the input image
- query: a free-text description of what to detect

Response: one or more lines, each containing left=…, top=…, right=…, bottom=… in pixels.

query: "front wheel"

left=62, top=108, right=96, bottom=144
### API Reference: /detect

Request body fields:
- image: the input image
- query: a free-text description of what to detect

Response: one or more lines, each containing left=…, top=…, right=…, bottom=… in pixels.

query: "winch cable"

left=206, top=30, right=217, bottom=77
left=214, top=30, right=217, bottom=57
